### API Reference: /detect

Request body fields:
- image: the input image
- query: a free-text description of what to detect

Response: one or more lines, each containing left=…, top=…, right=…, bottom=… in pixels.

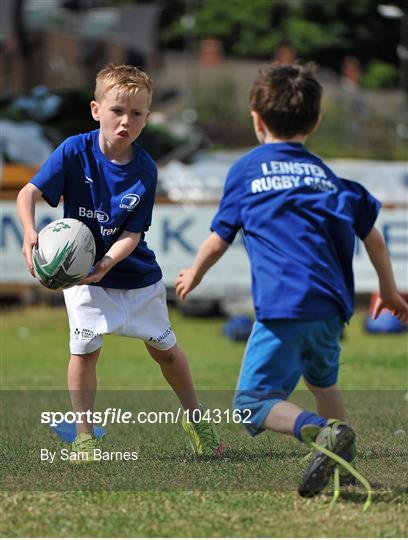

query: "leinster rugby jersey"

left=31, top=130, right=162, bottom=289
left=211, top=142, right=381, bottom=321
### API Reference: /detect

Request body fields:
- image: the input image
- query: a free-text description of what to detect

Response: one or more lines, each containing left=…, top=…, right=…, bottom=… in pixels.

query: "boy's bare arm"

left=16, top=183, right=44, bottom=275
left=81, top=230, right=141, bottom=284
left=363, top=227, right=408, bottom=322
left=175, top=232, right=229, bottom=301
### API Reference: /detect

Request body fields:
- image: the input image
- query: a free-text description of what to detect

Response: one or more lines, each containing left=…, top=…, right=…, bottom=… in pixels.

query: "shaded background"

left=1, top=0, right=407, bottom=163
left=0, top=0, right=407, bottom=308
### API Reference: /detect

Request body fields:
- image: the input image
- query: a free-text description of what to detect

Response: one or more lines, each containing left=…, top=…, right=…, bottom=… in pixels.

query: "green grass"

left=1, top=306, right=407, bottom=537
left=2, top=306, right=406, bottom=390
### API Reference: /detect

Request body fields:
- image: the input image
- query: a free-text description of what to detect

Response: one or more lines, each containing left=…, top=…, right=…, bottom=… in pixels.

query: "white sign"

left=1, top=201, right=406, bottom=294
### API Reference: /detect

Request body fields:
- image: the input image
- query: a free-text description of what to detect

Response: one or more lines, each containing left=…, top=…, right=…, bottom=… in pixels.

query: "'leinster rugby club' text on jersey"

left=31, top=130, right=162, bottom=289
left=211, top=142, right=381, bottom=322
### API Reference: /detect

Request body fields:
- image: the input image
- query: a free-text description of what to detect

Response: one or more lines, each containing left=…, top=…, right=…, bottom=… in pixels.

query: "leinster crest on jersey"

left=119, top=193, right=141, bottom=211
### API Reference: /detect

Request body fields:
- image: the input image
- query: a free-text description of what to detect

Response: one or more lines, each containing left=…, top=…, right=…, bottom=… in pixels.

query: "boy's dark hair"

left=250, top=64, right=322, bottom=139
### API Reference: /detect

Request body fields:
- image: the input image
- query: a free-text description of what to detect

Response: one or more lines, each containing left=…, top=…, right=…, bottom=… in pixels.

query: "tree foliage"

left=159, top=0, right=402, bottom=69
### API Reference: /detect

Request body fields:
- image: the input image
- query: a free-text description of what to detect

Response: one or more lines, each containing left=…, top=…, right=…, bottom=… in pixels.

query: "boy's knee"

left=147, top=344, right=179, bottom=364
left=70, top=350, right=100, bottom=363
left=305, top=380, right=339, bottom=394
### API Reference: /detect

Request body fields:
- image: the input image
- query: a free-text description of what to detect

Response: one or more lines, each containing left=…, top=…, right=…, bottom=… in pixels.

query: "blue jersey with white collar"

left=211, top=142, right=381, bottom=321
left=30, top=129, right=162, bottom=289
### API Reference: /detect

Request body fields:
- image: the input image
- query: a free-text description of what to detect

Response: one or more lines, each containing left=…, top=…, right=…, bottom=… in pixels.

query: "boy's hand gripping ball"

left=32, top=218, right=96, bottom=290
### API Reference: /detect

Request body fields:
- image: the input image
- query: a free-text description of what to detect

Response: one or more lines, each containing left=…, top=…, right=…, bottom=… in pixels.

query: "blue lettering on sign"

left=162, top=218, right=194, bottom=253
left=354, top=222, right=407, bottom=260
left=0, top=216, right=22, bottom=248
left=383, top=222, right=407, bottom=261
left=0, top=215, right=56, bottom=248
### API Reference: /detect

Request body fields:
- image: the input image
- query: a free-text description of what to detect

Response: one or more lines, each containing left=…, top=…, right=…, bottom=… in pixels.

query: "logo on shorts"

left=148, top=326, right=173, bottom=344
left=120, top=193, right=140, bottom=211
left=73, top=328, right=101, bottom=340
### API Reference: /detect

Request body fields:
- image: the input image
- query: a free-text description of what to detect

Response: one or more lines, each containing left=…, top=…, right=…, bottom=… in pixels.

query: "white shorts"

left=63, top=281, right=177, bottom=355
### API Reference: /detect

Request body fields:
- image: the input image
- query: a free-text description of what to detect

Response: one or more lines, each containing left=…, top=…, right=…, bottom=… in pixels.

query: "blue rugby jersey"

left=211, top=142, right=381, bottom=321
left=30, top=129, right=162, bottom=289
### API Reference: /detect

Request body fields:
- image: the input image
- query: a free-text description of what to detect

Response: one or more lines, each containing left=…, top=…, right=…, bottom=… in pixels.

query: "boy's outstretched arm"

left=363, top=226, right=408, bottom=322
left=16, top=183, right=44, bottom=276
left=175, top=232, right=229, bottom=301
left=81, top=230, right=141, bottom=284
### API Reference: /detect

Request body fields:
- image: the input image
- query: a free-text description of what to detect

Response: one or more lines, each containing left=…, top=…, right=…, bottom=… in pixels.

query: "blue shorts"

left=234, top=316, right=344, bottom=436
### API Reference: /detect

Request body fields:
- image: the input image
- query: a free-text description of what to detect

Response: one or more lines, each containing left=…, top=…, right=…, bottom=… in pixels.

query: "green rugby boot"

left=70, top=432, right=97, bottom=463
left=299, top=419, right=355, bottom=497
left=182, top=414, right=225, bottom=457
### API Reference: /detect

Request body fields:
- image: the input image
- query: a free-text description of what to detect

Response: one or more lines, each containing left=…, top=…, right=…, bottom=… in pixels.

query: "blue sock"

left=293, top=411, right=327, bottom=442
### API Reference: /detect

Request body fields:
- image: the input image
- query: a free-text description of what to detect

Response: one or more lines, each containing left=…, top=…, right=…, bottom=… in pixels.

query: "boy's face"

left=91, top=88, right=150, bottom=149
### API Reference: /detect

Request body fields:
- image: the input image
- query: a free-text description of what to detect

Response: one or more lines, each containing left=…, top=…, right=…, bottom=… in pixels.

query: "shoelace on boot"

left=301, top=442, right=372, bottom=511
left=194, top=421, right=219, bottom=449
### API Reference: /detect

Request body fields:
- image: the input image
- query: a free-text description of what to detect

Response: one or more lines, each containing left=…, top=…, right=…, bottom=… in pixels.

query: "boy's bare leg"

left=145, top=343, right=200, bottom=412
left=262, top=383, right=345, bottom=436
left=67, top=349, right=100, bottom=435
left=262, top=400, right=304, bottom=435
left=304, top=380, right=346, bottom=421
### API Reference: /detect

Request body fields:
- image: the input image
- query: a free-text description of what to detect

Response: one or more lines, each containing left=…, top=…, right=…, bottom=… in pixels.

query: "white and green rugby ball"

left=33, top=218, right=96, bottom=290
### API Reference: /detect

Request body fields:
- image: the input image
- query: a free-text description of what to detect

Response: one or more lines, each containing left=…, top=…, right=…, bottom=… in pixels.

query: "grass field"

left=1, top=305, right=407, bottom=537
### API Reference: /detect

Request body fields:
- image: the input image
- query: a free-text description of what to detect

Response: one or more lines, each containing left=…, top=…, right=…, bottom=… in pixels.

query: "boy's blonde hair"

left=94, top=63, right=153, bottom=105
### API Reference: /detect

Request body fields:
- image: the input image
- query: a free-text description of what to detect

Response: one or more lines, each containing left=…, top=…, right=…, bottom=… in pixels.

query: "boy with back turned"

left=176, top=64, right=408, bottom=496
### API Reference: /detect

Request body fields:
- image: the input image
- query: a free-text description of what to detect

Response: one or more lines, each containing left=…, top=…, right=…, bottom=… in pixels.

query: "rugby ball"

left=33, top=218, right=96, bottom=290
